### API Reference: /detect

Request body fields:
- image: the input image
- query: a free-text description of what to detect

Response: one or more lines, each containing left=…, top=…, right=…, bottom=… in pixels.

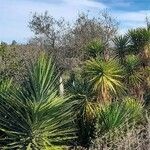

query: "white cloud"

left=0, top=0, right=107, bottom=20
left=114, top=10, right=150, bottom=22
left=0, top=0, right=149, bottom=42
left=113, top=10, right=150, bottom=34
left=63, top=0, right=107, bottom=9
left=0, top=0, right=108, bottom=43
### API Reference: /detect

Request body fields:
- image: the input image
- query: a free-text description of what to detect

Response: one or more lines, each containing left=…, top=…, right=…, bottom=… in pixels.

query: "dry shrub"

left=90, top=115, right=150, bottom=150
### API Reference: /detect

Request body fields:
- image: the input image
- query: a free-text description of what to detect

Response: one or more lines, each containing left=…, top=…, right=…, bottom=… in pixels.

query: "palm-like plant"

left=66, top=76, right=97, bottom=121
left=85, top=39, right=104, bottom=59
left=123, top=97, right=143, bottom=121
left=84, top=58, right=125, bottom=102
left=0, top=54, right=76, bottom=149
left=128, top=28, right=150, bottom=51
left=65, top=75, right=97, bottom=148
left=124, top=54, right=144, bottom=100
left=128, top=28, right=150, bottom=67
left=0, top=78, right=12, bottom=145
left=96, top=102, right=131, bottom=135
left=126, top=27, right=150, bottom=100
left=113, top=35, right=129, bottom=63
left=96, top=99, right=143, bottom=135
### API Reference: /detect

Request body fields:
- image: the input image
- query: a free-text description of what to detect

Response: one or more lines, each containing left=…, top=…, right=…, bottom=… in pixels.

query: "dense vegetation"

left=0, top=11, right=150, bottom=150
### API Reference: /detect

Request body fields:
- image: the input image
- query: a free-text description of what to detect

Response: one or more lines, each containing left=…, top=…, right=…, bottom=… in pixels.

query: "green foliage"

left=0, top=54, right=76, bottom=149
left=125, top=55, right=143, bottom=88
left=0, top=43, right=25, bottom=81
left=76, top=100, right=97, bottom=148
left=84, top=58, right=125, bottom=101
left=85, top=39, right=104, bottom=58
left=128, top=28, right=150, bottom=54
left=96, top=102, right=130, bottom=134
left=123, top=97, right=143, bottom=121
left=125, top=54, right=140, bottom=70
left=96, top=99, right=143, bottom=135
left=65, top=73, right=95, bottom=100
left=0, top=43, right=42, bottom=83
left=113, top=35, right=129, bottom=61
left=65, top=75, right=97, bottom=148
left=1, top=12, right=150, bottom=150
left=42, top=145, right=65, bottom=150
left=0, top=78, right=12, bottom=93
left=65, top=75, right=97, bottom=123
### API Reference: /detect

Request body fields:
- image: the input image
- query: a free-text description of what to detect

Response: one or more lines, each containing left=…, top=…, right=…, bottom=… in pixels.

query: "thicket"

left=0, top=11, right=150, bottom=150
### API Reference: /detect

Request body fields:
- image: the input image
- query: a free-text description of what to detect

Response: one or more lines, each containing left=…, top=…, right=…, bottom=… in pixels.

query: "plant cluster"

left=0, top=11, right=150, bottom=150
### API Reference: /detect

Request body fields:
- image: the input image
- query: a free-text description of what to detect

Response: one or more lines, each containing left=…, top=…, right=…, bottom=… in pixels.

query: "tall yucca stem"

left=59, top=75, right=64, bottom=96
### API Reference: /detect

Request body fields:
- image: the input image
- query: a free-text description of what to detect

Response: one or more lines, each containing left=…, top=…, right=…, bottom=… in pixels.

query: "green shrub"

left=0, top=54, right=76, bottom=149
left=96, top=99, right=143, bottom=136
left=123, top=97, right=143, bottom=121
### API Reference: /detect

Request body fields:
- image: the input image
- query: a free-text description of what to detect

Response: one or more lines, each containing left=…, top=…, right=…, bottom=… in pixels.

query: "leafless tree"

left=29, top=10, right=118, bottom=70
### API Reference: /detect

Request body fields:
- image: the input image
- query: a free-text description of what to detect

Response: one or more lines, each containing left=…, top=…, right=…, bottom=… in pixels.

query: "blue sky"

left=0, top=0, right=150, bottom=43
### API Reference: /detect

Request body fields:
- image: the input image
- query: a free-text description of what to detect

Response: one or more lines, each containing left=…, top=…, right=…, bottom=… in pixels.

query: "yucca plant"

left=128, top=28, right=150, bottom=67
left=125, top=54, right=142, bottom=85
left=84, top=58, right=125, bottom=102
left=85, top=39, right=104, bottom=59
left=0, top=77, right=12, bottom=144
left=96, top=102, right=130, bottom=135
left=128, top=28, right=150, bottom=54
left=92, top=99, right=144, bottom=150
left=0, top=53, right=76, bottom=149
left=123, top=97, right=143, bottom=122
left=124, top=54, right=144, bottom=100
left=66, top=76, right=97, bottom=121
left=113, top=35, right=129, bottom=63
left=96, top=99, right=143, bottom=136
left=65, top=75, right=97, bottom=148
